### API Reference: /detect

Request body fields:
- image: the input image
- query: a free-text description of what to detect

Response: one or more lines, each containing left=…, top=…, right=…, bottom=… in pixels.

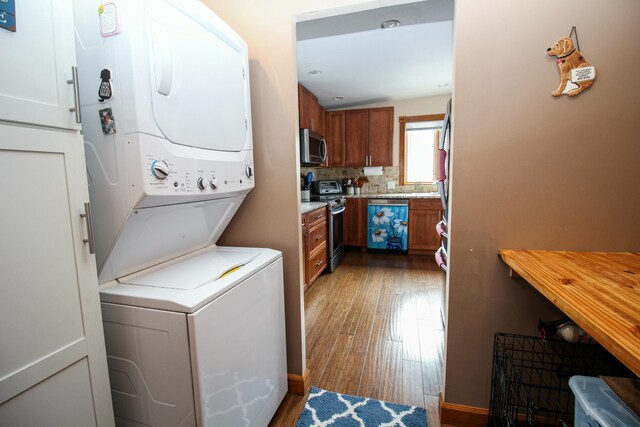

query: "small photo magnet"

left=99, top=108, right=116, bottom=135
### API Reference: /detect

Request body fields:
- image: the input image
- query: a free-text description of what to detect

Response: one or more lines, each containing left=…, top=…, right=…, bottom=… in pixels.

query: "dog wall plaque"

left=547, top=36, right=596, bottom=97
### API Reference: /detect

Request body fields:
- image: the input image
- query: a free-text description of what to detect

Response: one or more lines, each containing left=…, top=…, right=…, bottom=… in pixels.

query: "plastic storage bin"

left=569, top=376, right=640, bottom=427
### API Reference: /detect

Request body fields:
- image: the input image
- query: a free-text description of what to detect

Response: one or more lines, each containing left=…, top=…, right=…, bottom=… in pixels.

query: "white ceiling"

left=296, top=0, right=454, bottom=109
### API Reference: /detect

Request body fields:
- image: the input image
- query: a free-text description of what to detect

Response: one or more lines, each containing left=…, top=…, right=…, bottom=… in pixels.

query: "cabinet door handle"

left=316, top=260, right=323, bottom=267
left=80, top=202, right=95, bottom=254
left=67, top=66, right=82, bottom=124
left=315, top=234, right=322, bottom=241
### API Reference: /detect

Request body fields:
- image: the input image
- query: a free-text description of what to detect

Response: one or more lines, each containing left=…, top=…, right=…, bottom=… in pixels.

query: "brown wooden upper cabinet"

left=340, top=107, right=393, bottom=167
left=298, top=84, right=325, bottom=136
left=326, top=111, right=346, bottom=167
left=299, top=83, right=393, bottom=168
left=369, top=107, right=394, bottom=166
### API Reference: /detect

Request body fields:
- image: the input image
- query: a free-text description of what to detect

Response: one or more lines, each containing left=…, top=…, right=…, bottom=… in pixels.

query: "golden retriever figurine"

left=547, top=37, right=595, bottom=97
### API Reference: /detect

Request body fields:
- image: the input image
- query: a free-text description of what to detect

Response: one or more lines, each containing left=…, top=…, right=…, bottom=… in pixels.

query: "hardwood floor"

left=269, top=251, right=450, bottom=426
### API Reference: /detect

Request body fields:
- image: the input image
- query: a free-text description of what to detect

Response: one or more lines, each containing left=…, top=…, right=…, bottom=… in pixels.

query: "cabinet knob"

left=316, top=260, right=323, bottom=267
left=315, top=235, right=322, bottom=240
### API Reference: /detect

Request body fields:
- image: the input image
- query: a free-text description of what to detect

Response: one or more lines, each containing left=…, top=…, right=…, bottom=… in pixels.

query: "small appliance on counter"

left=311, top=180, right=346, bottom=271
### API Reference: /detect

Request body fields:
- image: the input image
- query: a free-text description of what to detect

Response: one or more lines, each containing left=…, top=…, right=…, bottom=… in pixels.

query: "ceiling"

left=296, top=0, right=454, bottom=109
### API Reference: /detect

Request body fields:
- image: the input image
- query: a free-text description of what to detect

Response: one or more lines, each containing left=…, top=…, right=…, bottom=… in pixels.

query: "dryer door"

left=146, top=1, right=250, bottom=153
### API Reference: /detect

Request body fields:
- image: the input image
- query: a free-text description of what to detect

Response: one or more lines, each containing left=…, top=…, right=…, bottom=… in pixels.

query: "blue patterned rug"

left=296, top=387, right=427, bottom=426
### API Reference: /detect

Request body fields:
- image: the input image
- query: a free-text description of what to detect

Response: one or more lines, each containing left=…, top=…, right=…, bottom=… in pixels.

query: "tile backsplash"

left=300, top=166, right=438, bottom=194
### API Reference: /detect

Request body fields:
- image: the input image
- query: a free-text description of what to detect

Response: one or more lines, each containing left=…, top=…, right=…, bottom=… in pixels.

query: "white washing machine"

left=73, top=1, right=287, bottom=425
left=100, top=247, right=286, bottom=426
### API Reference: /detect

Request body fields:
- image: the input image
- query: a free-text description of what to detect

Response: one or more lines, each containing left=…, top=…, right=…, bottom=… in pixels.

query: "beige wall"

left=204, top=0, right=422, bottom=377
left=447, top=0, right=640, bottom=408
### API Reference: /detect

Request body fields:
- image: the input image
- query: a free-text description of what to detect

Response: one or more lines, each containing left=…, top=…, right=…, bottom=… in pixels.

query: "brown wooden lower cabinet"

left=343, top=197, right=442, bottom=252
left=302, top=207, right=328, bottom=290
left=344, top=198, right=367, bottom=247
left=408, top=198, right=443, bottom=253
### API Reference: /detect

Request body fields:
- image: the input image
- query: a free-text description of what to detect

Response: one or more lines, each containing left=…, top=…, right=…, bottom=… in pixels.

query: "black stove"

left=310, top=180, right=346, bottom=272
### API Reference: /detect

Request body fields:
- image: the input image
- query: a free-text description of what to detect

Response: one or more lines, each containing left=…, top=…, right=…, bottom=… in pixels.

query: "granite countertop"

left=301, top=201, right=327, bottom=215
left=301, top=192, right=440, bottom=214
left=346, top=192, right=440, bottom=199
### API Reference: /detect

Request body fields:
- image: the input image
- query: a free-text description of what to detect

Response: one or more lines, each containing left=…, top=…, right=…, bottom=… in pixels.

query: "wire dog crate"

left=488, top=333, right=633, bottom=427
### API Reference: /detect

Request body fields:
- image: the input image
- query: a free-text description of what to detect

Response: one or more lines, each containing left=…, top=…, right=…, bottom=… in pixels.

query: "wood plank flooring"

left=269, top=251, right=450, bottom=426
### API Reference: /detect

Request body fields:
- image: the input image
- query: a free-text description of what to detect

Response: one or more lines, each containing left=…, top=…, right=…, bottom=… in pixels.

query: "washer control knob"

left=210, top=178, right=217, bottom=189
left=151, top=160, right=170, bottom=180
left=196, top=177, right=207, bottom=190
left=245, top=165, right=253, bottom=178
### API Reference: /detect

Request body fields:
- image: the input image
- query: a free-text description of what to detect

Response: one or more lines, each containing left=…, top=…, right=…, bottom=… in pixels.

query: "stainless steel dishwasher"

left=367, top=199, right=409, bottom=252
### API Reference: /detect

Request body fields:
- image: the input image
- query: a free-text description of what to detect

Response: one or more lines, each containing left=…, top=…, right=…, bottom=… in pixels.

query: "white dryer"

left=73, top=0, right=256, bottom=284
left=73, top=1, right=287, bottom=425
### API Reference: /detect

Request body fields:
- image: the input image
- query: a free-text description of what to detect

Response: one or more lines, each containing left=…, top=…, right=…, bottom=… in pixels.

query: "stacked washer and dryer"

left=73, top=1, right=287, bottom=426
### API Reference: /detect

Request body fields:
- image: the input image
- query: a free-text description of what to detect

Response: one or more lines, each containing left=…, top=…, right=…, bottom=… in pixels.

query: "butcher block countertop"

left=499, top=249, right=640, bottom=377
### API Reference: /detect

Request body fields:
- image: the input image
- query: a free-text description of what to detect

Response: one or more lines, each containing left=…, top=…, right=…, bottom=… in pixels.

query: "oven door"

left=329, top=206, right=345, bottom=258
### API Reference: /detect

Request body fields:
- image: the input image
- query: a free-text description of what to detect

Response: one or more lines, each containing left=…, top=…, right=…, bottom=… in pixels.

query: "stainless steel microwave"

left=300, top=129, right=327, bottom=165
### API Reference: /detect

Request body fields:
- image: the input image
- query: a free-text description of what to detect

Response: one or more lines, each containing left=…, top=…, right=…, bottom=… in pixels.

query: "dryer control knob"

left=210, top=178, right=217, bottom=189
left=151, top=160, right=170, bottom=180
left=196, top=177, right=207, bottom=190
left=245, top=165, right=253, bottom=178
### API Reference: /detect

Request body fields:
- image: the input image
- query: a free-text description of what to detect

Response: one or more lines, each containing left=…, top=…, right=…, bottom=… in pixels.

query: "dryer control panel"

left=129, top=133, right=254, bottom=209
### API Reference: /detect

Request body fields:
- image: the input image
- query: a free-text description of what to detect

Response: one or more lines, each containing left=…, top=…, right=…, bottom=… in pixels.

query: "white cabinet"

left=0, top=0, right=81, bottom=130
left=0, top=125, right=114, bottom=426
left=0, top=1, right=114, bottom=424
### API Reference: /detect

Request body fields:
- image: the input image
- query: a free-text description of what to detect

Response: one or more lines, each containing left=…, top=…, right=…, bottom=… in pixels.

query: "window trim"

left=399, top=114, right=445, bottom=185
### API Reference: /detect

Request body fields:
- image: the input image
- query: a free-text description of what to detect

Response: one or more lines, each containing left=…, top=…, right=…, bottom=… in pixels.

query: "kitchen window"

left=399, top=114, right=444, bottom=185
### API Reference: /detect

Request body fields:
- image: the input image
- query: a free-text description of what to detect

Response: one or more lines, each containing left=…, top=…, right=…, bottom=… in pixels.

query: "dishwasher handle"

left=367, top=199, right=409, bottom=207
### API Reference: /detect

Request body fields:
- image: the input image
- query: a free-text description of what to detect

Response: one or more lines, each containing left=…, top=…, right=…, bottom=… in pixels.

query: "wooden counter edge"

left=497, top=249, right=640, bottom=378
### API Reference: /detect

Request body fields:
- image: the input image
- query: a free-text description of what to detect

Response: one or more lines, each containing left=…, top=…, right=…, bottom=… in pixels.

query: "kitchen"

left=1, top=0, right=639, bottom=425
left=292, top=3, right=452, bottom=424
left=296, top=0, right=452, bottom=280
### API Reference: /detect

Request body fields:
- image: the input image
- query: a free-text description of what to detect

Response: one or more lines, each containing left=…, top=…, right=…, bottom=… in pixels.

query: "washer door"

left=147, top=0, right=249, bottom=152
